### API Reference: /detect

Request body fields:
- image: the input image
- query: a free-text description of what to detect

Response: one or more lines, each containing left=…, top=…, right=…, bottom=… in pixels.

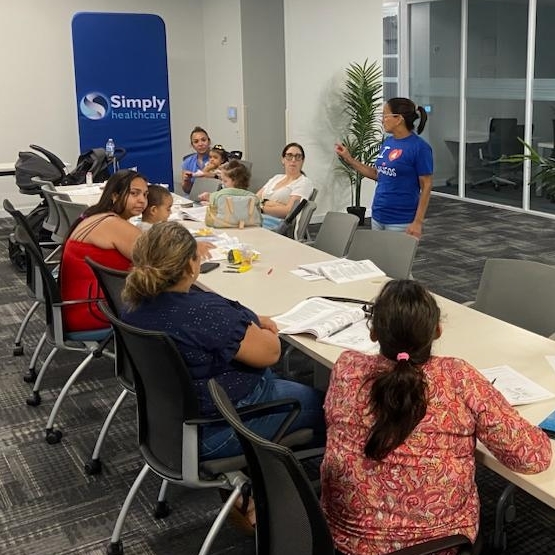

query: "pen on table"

left=267, top=267, right=274, bottom=275
left=491, top=378, right=497, bottom=385
left=327, top=321, right=354, bottom=337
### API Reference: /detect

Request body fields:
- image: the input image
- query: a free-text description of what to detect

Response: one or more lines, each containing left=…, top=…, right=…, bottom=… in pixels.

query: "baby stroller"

left=9, top=145, right=67, bottom=270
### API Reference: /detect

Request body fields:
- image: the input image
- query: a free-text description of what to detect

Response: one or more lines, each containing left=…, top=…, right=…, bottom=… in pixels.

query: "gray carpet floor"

left=1, top=194, right=555, bottom=555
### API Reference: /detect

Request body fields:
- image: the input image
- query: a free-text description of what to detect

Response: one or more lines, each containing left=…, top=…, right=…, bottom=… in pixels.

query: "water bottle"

left=105, top=138, right=115, bottom=159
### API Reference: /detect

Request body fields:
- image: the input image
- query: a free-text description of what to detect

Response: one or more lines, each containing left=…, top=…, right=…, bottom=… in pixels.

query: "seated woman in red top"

left=59, top=170, right=148, bottom=332
left=321, top=280, right=552, bottom=555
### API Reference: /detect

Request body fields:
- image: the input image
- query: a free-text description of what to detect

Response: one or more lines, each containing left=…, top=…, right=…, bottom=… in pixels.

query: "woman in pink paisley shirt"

left=321, top=280, right=552, bottom=555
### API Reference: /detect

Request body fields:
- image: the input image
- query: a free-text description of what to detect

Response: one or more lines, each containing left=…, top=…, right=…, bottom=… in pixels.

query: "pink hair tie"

left=396, top=352, right=410, bottom=361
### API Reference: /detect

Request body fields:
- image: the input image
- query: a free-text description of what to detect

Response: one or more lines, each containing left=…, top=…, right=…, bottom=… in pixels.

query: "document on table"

left=317, top=319, right=379, bottom=354
left=274, top=297, right=377, bottom=353
left=296, top=259, right=385, bottom=283
left=479, top=365, right=555, bottom=406
left=181, top=205, right=208, bottom=221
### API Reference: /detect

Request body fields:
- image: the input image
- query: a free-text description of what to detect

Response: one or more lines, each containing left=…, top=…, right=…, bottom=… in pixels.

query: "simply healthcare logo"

left=79, top=91, right=168, bottom=121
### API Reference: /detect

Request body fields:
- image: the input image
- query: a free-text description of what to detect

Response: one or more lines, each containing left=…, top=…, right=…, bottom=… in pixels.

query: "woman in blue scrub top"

left=335, top=97, right=433, bottom=239
left=181, top=126, right=211, bottom=194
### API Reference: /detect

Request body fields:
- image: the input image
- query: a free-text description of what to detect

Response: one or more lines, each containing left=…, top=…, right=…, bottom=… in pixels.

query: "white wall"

left=0, top=0, right=205, bottom=211
left=201, top=0, right=245, bottom=158
left=284, top=0, right=383, bottom=218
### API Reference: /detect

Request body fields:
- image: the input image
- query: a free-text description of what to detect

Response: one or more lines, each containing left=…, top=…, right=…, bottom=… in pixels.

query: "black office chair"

left=4, top=200, right=114, bottom=444
left=469, top=118, right=521, bottom=191
left=100, top=304, right=316, bottom=555
left=208, top=379, right=475, bottom=555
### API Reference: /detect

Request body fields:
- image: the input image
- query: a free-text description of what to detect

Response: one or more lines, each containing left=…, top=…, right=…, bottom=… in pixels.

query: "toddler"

left=137, top=184, right=173, bottom=231
left=193, top=145, right=228, bottom=179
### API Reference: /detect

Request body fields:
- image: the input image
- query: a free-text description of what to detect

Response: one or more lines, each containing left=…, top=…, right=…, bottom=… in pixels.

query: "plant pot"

left=346, top=205, right=366, bottom=226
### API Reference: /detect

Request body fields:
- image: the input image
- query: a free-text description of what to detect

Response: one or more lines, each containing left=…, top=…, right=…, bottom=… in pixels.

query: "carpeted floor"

left=1, top=195, right=555, bottom=555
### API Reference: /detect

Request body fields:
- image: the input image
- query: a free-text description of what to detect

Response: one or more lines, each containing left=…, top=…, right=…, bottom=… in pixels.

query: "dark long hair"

left=387, top=97, right=428, bottom=135
left=64, top=169, right=146, bottom=239
left=364, top=280, right=440, bottom=460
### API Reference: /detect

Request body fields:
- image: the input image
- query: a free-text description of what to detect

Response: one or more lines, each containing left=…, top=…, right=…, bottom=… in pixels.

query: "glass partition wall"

left=404, top=0, right=555, bottom=216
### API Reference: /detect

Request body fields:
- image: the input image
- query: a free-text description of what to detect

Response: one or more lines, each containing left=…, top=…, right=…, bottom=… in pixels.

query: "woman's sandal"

left=219, top=487, right=256, bottom=536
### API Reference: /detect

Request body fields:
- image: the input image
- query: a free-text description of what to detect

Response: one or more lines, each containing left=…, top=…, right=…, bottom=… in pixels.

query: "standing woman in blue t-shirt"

left=335, top=97, right=433, bottom=239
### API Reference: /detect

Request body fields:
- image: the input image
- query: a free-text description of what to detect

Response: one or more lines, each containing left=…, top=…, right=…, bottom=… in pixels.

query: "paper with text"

left=479, top=365, right=555, bottom=406
left=297, top=259, right=385, bottom=283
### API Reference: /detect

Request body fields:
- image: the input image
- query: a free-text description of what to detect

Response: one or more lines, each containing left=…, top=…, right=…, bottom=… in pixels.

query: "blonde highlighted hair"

left=123, top=222, right=198, bottom=309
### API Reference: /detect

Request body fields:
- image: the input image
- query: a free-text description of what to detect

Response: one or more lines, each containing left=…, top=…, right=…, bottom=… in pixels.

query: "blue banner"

left=72, top=13, right=173, bottom=188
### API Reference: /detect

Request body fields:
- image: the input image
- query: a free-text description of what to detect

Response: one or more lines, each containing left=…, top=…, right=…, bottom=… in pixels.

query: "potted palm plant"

left=337, top=59, right=383, bottom=224
left=503, top=140, right=555, bottom=200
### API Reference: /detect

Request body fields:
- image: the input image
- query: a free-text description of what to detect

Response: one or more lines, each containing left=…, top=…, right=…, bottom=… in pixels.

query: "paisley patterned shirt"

left=321, top=352, right=552, bottom=555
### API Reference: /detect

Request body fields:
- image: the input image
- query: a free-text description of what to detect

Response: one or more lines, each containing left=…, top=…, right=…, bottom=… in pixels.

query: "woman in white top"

left=257, top=142, right=313, bottom=229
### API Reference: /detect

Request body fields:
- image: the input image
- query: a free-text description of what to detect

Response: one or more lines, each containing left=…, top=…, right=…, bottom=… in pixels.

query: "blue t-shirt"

left=371, top=133, right=433, bottom=225
left=122, top=290, right=263, bottom=415
left=181, top=152, right=210, bottom=186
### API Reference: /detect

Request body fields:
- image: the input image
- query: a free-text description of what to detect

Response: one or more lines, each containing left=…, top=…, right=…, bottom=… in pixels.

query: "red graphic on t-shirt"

left=388, top=149, right=403, bottom=161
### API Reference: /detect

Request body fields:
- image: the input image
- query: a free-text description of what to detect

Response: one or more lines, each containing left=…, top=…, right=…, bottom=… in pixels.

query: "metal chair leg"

left=14, top=300, right=41, bottom=356
left=198, top=476, right=246, bottom=555
left=24, top=331, right=47, bottom=383
left=85, top=389, right=129, bottom=475
left=107, top=463, right=151, bottom=555
left=44, top=352, right=95, bottom=443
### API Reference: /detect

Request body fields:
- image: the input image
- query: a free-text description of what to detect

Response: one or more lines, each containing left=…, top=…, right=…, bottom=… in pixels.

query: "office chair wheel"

left=84, top=458, right=102, bottom=475
left=13, top=344, right=24, bottom=356
left=45, top=428, right=63, bottom=444
left=23, top=368, right=37, bottom=383
left=26, top=391, right=41, bottom=406
left=154, top=500, right=171, bottom=519
left=106, top=541, right=123, bottom=555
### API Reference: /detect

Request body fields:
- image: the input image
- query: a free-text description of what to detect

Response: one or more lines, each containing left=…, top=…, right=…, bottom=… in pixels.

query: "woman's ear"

left=435, top=323, right=443, bottom=339
left=370, top=327, right=378, bottom=342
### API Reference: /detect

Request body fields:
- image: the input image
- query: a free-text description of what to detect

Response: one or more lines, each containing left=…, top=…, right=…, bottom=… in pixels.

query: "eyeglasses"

left=284, top=153, right=303, bottom=161
left=382, top=113, right=401, bottom=119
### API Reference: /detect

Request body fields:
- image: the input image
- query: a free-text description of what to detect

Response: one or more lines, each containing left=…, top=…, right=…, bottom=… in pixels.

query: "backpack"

left=205, top=194, right=262, bottom=228
left=61, top=148, right=111, bottom=185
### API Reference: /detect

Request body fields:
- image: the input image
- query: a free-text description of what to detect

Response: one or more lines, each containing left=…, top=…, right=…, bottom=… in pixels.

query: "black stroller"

left=9, top=145, right=67, bottom=270
left=9, top=144, right=126, bottom=270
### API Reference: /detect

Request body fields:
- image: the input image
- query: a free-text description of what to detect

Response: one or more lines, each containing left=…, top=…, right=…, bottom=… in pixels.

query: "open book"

left=181, top=205, right=208, bottom=222
left=297, top=259, right=385, bottom=284
left=274, top=297, right=378, bottom=353
left=479, top=365, right=555, bottom=406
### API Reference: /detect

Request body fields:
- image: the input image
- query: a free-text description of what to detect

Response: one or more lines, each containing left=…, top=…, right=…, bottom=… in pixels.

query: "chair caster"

left=84, top=458, right=102, bottom=475
left=13, top=345, right=24, bottom=356
left=26, top=392, right=41, bottom=406
left=23, top=369, right=37, bottom=383
left=45, top=428, right=63, bottom=444
left=154, top=500, right=171, bottom=519
left=106, top=541, right=124, bottom=555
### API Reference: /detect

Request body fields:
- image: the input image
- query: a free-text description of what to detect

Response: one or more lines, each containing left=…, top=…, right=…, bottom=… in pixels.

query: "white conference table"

left=62, top=186, right=555, bottom=509
left=191, top=223, right=555, bottom=511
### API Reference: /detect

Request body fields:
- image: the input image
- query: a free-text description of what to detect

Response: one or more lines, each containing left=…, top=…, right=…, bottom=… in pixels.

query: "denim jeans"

left=371, top=219, right=410, bottom=233
left=200, top=369, right=325, bottom=460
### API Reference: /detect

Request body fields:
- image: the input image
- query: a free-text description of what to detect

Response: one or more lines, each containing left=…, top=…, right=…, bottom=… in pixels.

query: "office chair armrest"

left=462, top=300, right=475, bottom=308
left=188, top=397, right=302, bottom=443
left=54, top=297, right=105, bottom=308
left=388, top=534, right=472, bottom=555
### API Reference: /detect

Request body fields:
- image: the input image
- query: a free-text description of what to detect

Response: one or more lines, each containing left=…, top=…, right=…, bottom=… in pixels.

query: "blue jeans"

left=371, top=219, right=410, bottom=232
left=200, top=369, right=325, bottom=460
